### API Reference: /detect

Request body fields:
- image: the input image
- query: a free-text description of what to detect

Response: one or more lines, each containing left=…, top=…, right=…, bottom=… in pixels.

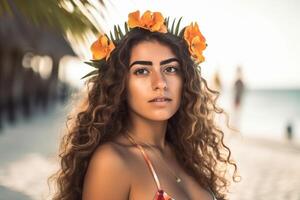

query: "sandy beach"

left=0, top=103, right=300, bottom=200
left=227, top=136, right=300, bottom=200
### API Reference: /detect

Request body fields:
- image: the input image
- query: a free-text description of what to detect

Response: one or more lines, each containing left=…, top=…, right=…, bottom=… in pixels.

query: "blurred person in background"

left=285, top=120, right=294, bottom=141
left=231, top=65, right=246, bottom=132
left=233, top=66, right=245, bottom=110
left=51, top=10, right=238, bottom=200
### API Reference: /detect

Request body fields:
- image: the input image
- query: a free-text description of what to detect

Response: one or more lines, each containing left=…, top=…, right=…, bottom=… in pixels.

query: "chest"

left=128, top=154, right=213, bottom=200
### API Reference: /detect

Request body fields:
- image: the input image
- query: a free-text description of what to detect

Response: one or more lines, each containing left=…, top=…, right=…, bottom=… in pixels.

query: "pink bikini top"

left=126, top=134, right=175, bottom=200
left=125, top=134, right=217, bottom=200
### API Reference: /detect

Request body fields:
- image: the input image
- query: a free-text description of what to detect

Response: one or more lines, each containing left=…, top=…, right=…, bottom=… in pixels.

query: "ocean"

left=217, top=89, right=300, bottom=142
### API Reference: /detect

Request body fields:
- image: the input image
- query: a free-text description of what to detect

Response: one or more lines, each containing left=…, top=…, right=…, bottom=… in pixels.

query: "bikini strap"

left=125, top=134, right=162, bottom=191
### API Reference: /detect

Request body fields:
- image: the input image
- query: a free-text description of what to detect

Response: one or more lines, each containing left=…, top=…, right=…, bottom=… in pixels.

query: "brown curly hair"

left=50, top=28, right=238, bottom=200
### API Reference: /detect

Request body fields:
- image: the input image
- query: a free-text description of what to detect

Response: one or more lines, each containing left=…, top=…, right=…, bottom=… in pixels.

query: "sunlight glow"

left=65, top=0, right=300, bottom=89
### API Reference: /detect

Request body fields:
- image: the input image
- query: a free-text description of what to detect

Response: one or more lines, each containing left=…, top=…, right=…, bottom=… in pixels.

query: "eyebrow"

left=129, top=58, right=180, bottom=68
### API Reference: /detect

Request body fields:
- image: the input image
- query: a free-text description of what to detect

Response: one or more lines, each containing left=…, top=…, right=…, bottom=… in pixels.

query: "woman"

left=51, top=10, right=238, bottom=200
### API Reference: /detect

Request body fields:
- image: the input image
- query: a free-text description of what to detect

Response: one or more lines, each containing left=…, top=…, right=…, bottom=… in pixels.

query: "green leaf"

left=175, top=17, right=183, bottom=36
left=4, top=0, right=104, bottom=40
left=117, top=25, right=124, bottom=38
left=84, top=61, right=98, bottom=68
left=109, top=31, right=115, bottom=43
left=165, top=17, right=169, bottom=27
left=84, top=59, right=105, bottom=68
left=114, top=25, right=120, bottom=41
left=81, top=69, right=99, bottom=79
left=179, top=27, right=185, bottom=38
left=124, top=22, right=129, bottom=34
left=170, top=18, right=176, bottom=34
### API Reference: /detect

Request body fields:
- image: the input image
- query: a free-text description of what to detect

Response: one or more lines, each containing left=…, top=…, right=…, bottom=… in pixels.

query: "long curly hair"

left=50, top=28, right=238, bottom=200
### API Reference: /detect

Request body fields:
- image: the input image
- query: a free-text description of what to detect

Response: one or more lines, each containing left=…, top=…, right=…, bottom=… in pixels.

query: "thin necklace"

left=125, top=131, right=182, bottom=183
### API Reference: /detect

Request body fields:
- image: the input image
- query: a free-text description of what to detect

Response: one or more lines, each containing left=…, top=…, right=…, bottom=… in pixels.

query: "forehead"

left=130, top=40, right=176, bottom=62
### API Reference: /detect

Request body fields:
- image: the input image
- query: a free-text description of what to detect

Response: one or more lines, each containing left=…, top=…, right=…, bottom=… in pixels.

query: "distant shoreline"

left=227, top=134, right=300, bottom=152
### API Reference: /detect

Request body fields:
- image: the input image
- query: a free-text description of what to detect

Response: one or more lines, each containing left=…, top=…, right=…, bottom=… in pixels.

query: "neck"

left=126, top=112, right=168, bottom=151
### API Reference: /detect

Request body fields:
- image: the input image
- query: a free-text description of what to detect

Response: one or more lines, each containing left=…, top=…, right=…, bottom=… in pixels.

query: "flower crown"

left=83, top=10, right=207, bottom=79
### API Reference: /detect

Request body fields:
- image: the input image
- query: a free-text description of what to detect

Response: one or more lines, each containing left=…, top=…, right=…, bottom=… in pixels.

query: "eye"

left=164, top=66, right=180, bottom=73
left=133, top=68, right=149, bottom=75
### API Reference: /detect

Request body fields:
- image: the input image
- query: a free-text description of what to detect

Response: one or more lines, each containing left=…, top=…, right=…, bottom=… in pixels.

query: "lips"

left=149, top=97, right=172, bottom=102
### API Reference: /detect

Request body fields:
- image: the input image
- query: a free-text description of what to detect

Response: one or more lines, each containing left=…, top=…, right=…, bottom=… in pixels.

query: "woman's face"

left=126, top=40, right=183, bottom=122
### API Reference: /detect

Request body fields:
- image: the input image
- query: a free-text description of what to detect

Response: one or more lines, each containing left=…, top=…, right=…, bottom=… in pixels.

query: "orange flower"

left=90, top=35, right=115, bottom=60
left=128, top=10, right=167, bottom=33
left=184, top=22, right=206, bottom=63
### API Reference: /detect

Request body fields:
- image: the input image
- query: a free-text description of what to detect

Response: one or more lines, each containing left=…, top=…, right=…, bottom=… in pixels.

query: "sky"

left=64, top=0, right=300, bottom=89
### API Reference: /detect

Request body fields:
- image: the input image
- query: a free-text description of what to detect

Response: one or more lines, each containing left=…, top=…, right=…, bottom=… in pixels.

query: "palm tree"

left=0, top=0, right=108, bottom=125
left=0, top=0, right=106, bottom=33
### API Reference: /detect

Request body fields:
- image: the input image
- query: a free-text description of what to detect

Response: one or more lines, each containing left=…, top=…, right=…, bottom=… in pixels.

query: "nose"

left=151, top=70, right=167, bottom=91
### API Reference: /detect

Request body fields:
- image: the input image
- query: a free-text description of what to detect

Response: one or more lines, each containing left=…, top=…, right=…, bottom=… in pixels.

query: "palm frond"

left=114, top=25, right=120, bottom=41
left=124, top=22, right=129, bottom=34
left=117, top=25, right=124, bottom=39
left=81, top=69, right=99, bottom=79
left=84, top=59, right=105, bottom=68
left=0, top=0, right=107, bottom=39
left=167, top=17, right=184, bottom=36
left=109, top=31, right=115, bottom=43
left=170, top=18, right=176, bottom=34
left=175, top=17, right=183, bottom=36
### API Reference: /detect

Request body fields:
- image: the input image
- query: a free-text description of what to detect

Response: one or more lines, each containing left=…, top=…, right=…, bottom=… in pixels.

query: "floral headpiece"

left=83, top=10, right=207, bottom=79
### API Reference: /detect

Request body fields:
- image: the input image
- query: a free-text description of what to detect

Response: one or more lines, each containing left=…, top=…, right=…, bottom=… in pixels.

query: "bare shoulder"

left=90, top=141, right=129, bottom=166
left=82, top=142, right=131, bottom=200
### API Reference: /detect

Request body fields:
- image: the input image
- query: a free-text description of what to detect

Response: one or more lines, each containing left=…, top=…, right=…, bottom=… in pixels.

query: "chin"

left=148, top=116, right=171, bottom=122
left=145, top=111, right=176, bottom=121
left=129, top=104, right=179, bottom=122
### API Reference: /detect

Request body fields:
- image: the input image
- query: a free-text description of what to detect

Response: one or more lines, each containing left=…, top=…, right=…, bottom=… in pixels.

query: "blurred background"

left=0, top=0, right=299, bottom=199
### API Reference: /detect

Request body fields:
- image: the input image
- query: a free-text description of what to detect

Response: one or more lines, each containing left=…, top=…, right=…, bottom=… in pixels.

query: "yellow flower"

left=184, top=22, right=206, bottom=63
left=90, top=35, right=115, bottom=60
left=128, top=10, right=167, bottom=33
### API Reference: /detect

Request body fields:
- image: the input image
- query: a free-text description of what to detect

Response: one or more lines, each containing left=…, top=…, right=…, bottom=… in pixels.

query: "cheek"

left=171, top=77, right=183, bottom=100
left=126, top=79, right=149, bottom=106
left=171, top=78, right=183, bottom=112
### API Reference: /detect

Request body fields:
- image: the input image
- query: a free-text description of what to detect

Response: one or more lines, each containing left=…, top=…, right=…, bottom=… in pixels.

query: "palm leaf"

left=124, top=22, right=129, bottom=34
left=84, top=59, right=105, bottom=68
left=117, top=25, right=124, bottom=39
left=165, top=17, right=170, bottom=27
left=114, top=25, right=120, bottom=41
left=179, top=27, right=185, bottom=38
left=0, top=0, right=107, bottom=39
left=175, top=17, right=183, bottom=36
left=170, top=18, right=176, bottom=34
left=81, top=69, right=99, bottom=79
left=109, top=31, right=115, bottom=43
